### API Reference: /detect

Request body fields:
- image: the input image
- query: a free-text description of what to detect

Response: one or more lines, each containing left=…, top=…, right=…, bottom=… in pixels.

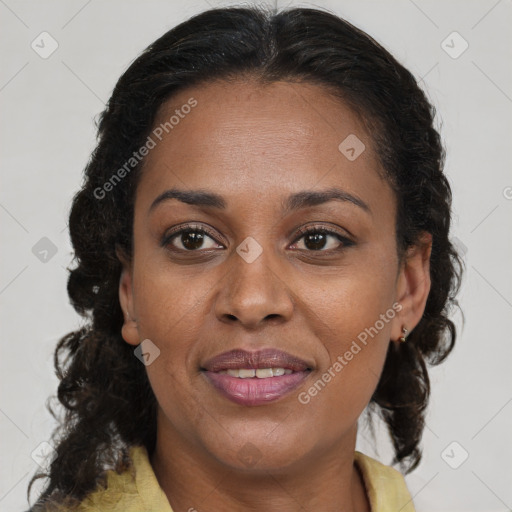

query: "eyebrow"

left=149, top=187, right=371, bottom=215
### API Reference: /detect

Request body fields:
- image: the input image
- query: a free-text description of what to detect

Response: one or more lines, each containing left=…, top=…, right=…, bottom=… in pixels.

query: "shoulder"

left=67, top=446, right=171, bottom=512
left=354, top=451, right=416, bottom=512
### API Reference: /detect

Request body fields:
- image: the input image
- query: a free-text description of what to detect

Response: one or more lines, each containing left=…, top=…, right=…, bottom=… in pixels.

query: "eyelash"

left=161, top=223, right=354, bottom=254
left=293, top=225, right=354, bottom=252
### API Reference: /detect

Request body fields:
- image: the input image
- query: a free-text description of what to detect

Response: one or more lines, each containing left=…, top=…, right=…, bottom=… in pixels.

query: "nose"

left=214, top=245, right=294, bottom=330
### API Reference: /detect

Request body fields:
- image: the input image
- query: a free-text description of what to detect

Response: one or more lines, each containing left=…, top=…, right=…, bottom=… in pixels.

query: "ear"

left=391, top=232, right=432, bottom=343
left=116, top=245, right=140, bottom=347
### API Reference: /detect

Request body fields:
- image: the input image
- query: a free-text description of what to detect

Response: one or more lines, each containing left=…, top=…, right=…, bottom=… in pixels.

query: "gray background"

left=1, top=0, right=511, bottom=510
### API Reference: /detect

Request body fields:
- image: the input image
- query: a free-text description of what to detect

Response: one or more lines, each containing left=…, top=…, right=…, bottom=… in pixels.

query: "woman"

left=28, top=5, right=463, bottom=511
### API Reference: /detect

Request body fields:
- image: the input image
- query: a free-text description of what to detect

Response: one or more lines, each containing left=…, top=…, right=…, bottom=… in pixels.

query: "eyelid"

left=292, top=223, right=353, bottom=241
left=161, top=223, right=226, bottom=248
left=162, top=224, right=351, bottom=245
left=290, top=224, right=354, bottom=252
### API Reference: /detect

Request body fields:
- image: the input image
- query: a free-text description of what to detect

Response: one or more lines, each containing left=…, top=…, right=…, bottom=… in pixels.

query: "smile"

left=201, top=348, right=313, bottom=406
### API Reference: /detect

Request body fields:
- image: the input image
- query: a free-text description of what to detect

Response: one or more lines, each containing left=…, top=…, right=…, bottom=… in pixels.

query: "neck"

left=150, top=416, right=370, bottom=512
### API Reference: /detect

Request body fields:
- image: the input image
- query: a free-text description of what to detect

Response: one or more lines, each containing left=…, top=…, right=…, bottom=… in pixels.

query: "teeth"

left=238, top=369, right=256, bottom=378
left=256, top=368, right=273, bottom=378
left=218, top=367, right=294, bottom=378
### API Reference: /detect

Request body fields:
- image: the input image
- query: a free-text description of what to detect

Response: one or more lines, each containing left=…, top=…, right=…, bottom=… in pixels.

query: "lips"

left=201, top=348, right=312, bottom=373
left=201, top=348, right=313, bottom=406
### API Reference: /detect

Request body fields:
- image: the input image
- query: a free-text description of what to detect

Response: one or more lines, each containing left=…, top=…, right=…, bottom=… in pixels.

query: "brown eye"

left=162, top=225, right=223, bottom=252
left=291, top=227, right=353, bottom=252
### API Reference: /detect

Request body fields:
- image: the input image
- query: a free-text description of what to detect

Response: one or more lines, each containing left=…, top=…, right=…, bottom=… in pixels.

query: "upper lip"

left=201, top=348, right=313, bottom=373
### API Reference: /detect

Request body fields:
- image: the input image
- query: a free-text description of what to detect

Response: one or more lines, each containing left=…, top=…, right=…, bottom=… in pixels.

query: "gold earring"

left=399, top=327, right=409, bottom=343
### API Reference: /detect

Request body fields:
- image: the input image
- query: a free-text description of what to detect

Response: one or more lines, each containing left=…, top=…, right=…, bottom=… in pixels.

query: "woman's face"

left=119, top=79, right=430, bottom=471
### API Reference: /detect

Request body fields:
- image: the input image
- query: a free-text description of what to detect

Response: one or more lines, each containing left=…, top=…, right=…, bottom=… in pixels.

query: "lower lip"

left=203, top=371, right=310, bottom=406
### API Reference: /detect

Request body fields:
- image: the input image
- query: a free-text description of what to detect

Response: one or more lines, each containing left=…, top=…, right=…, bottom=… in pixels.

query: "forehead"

left=136, top=78, right=389, bottom=213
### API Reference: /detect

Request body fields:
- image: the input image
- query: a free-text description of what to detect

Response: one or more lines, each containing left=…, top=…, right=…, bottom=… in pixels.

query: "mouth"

left=200, top=348, right=313, bottom=406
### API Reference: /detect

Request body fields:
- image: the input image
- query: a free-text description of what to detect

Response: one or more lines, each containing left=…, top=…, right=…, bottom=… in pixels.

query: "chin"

left=203, top=430, right=312, bottom=473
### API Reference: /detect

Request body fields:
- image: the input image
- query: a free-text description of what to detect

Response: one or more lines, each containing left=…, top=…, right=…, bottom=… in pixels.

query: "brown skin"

left=118, top=79, right=432, bottom=512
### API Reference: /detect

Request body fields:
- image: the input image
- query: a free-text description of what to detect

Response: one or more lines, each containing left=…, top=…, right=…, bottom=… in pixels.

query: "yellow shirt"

left=68, top=446, right=415, bottom=512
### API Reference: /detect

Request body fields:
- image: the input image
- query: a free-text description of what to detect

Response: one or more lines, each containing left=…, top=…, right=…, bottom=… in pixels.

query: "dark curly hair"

left=27, top=5, right=463, bottom=510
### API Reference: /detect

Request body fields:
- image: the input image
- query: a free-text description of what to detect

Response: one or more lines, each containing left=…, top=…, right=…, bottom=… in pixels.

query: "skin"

left=118, top=78, right=432, bottom=512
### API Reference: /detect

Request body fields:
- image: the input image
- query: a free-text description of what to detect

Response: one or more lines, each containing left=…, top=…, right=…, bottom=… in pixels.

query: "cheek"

left=134, top=269, right=206, bottom=437
left=296, top=289, right=393, bottom=440
left=132, top=262, right=216, bottom=339
left=296, top=343, right=389, bottom=443
left=130, top=268, right=207, bottom=397
left=295, top=257, right=396, bottom=423
left=302, top=255, right=397, bottom=355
